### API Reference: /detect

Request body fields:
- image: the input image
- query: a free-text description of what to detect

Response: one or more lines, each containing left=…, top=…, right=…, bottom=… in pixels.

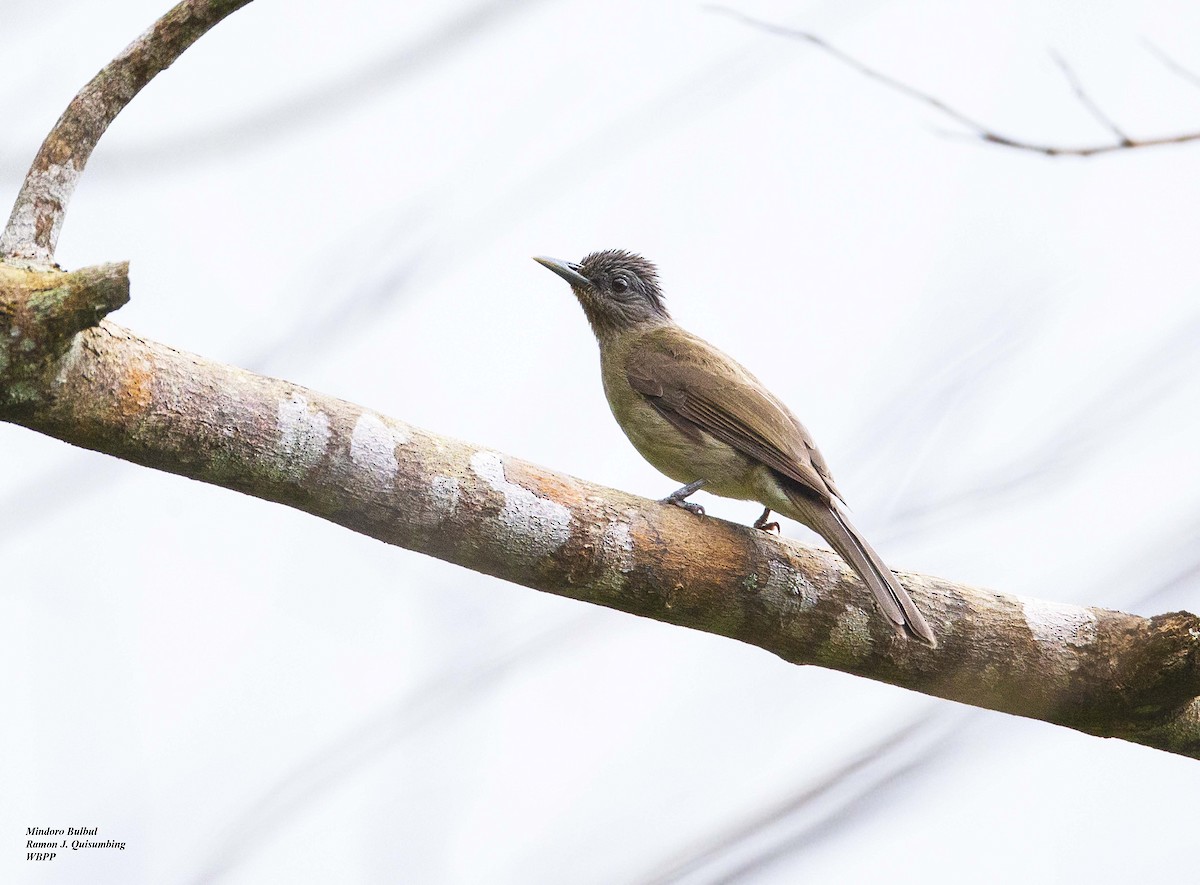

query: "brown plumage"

left=533, top=250, right=936, bottom=645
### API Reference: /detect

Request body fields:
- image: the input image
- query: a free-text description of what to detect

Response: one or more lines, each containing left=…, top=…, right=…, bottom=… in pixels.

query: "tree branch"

left=0, top=261, right=129, bottom=409
left=0, top=0, right=254, bottom=266
left=1047, top=49, right=1133, bottom=146
left=709, top=5, right=1200, bottom=157
left=1143, top=39, right=1200, bottom=92
left=0, top=305, right=1197, bottom=759
left=2, top=0, right=1198, bottom=764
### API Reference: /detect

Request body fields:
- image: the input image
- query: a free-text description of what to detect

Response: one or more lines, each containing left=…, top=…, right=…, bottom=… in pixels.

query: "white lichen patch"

left=115, top=23, right=159, bottom=63
left=765, top=558, right=818, bottom=610
left=0, top=162, right=80, bottom=261
left=470, top=450, right=571, bottom=558
left=1019, top=596, right=1097, bottom=648
left=277, top=394, right=330, bottom=472
left=600, top=520, right=635, bottom=572
left=350, top=412, right=406, bottom=484
left=429, top=475, right=461, bottom=519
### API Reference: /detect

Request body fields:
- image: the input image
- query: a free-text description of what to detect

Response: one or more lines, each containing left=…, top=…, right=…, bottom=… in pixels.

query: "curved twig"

left=0, top=0, right=253, bottom=266
left=1047, top=49, right=1133, bottom=146
left=709, top=5, right=1200, bottom=157
left=1143, top=39, right=1200, bottom=91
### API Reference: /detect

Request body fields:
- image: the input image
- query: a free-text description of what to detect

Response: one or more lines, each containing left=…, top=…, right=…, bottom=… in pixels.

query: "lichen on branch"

left=0, top=262, right=129, bottom=411
left=3, top=315, right=1199, bottom=759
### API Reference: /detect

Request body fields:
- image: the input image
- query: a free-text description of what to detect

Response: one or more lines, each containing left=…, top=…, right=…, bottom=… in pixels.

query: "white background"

left=3, top=0, right=1200, bottom=882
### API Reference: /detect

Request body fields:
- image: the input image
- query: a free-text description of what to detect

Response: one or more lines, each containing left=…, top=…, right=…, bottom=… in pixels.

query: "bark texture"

left=0, top=0, right=254, bottom=265
left=0, top=273, right=1197, bottom=760
left=3, top=0, right=1198, bottom=763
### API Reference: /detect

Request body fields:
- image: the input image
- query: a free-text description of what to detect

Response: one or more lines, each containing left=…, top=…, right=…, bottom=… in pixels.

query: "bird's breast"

left=599, top=358, right=761, bottom=501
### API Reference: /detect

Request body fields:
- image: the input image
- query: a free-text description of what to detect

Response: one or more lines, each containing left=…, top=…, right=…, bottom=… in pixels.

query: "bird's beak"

left=533, top=255, right=592, bottom=289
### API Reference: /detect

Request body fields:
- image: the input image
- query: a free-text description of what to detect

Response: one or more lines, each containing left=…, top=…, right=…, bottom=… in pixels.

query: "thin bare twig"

left=704, top=5, right=993, bottom=133
left=708, top=5, right=1200, bottom=157
left=1048, top=49, right=1133, bottom=145
left=0, top=0, right=253, bottom=266
left=1143, top=38, right=1200, bottom=91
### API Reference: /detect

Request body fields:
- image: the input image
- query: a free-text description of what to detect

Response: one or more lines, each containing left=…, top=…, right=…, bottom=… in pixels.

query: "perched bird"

left=533, top=249, right=936, bottom=645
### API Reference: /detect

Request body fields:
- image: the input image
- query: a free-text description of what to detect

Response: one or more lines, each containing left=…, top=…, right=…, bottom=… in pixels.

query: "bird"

left=533, top=249, right=936, bottom=646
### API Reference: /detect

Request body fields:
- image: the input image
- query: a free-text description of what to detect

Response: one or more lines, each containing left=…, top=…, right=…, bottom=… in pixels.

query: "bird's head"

left=534, top=249, right=670, bottom=339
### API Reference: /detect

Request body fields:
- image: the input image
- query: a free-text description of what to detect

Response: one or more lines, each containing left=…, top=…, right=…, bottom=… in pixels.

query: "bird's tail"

left=790, top=495, right=936, bottom=646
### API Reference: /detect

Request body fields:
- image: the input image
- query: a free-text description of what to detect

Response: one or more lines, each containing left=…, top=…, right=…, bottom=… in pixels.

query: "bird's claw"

left=753, top=508, right=780, bottom=534
left=661, top=497, right=705, bottom=517
left=659, top=479, right=706, bottom=516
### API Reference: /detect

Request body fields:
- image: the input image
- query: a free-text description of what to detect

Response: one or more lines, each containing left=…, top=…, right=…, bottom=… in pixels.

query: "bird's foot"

left=659, top=479, right=707, bottom=517
left=753, top=507, right=780, bottom=534
left=666, top=499, right=705, bottom=517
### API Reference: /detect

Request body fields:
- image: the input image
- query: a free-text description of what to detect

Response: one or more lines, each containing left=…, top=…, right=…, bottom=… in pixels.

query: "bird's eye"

left=612, top=276, right=630, bottom=293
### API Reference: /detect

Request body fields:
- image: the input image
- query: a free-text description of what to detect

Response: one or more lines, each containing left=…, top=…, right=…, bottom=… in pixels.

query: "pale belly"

left=603, top=371, right=773, bottom=504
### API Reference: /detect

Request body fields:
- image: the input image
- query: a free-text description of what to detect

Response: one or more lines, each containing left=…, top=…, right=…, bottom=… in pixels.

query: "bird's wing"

left=625, top=326, right=843, bottom=503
